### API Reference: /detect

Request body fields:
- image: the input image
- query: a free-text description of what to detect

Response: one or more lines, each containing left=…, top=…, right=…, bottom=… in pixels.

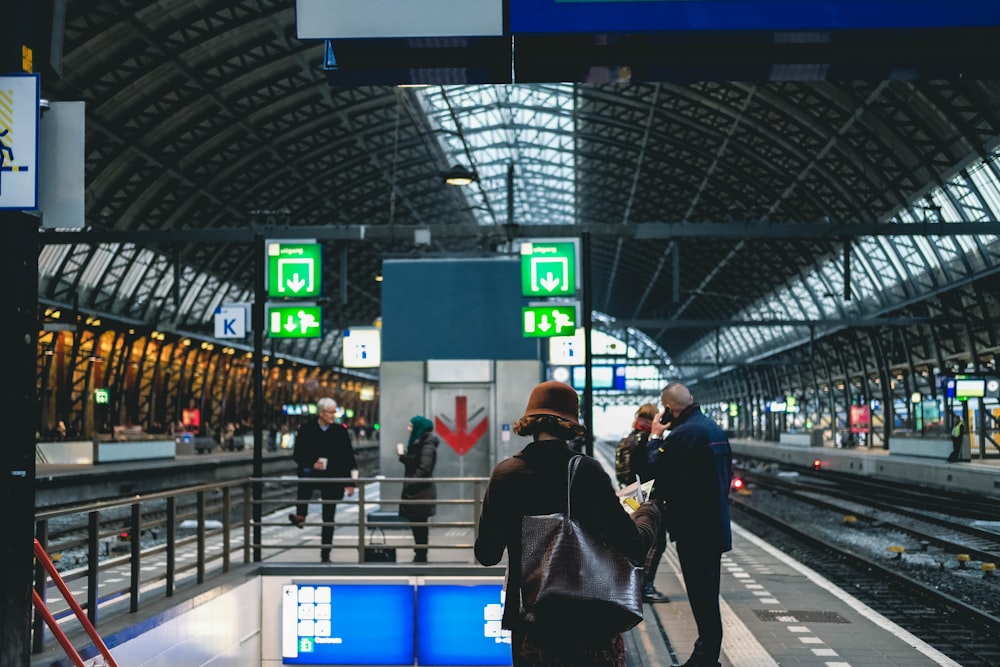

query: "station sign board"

left=520, top=240, right=578, bottom=297
left=342, top=327, right=381, bottom=368
left=266, top=240, right=322, bottom=298
left=522, top=303, right=577, bottom=338
left=266, top=304, right=323, bottom=339
left=214, top=304, right=249, bottom=338
left=510, top=1, right=1000, bottom=33
left=0, top=74, right=39, bottom=210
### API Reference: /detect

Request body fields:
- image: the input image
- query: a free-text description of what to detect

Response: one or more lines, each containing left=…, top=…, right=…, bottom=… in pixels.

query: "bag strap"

left=565, top=455, right=583, bottom=521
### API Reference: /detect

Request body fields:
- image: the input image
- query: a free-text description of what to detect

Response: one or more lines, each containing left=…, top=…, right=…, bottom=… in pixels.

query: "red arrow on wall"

left=435, top=396, right=489, bottom=456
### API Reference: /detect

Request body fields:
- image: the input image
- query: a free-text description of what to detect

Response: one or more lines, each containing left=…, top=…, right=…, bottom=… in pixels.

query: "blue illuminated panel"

left=511, top=1, right=1000, bottom=34
left=572, top=365, right=626, bottom=391
left=282, top=584, right=414, bottom=665
left=416, top=584, right=512, bottom=666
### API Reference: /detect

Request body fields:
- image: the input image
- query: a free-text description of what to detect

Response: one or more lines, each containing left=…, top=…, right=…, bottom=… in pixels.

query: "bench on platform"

left=888, top=437, right=953, bottom=459
left=366, top=510, right=409, bottom=529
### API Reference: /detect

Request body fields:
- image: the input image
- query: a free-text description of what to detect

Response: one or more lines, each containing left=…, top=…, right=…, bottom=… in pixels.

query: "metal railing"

left=31, top=475, right=490, bottom=657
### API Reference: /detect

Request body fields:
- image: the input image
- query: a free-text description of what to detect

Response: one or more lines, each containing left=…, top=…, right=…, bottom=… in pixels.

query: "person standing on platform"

left=947, top=415, right=967, bottom=462
left=289, top=397, right=358, bottom=563
left=648, top=382, right=732, bottom=667
left=398, top=415, right=439, bottom=563
left=622, top=402, right=670, bottom=604
left=475, top=381, right=661, bottom=667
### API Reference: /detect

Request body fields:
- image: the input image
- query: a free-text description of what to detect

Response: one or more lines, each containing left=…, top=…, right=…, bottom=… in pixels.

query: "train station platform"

left=40, top=491, right=964, bottom=667
left=32, top=440, right=984, bottom=667
left=728, top=438, right=1000, bottom=500
left=641, top=522, right=960, bottom=667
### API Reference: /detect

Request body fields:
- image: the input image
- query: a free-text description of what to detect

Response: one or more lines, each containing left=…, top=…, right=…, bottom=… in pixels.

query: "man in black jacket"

left=648, top=382, right=732, bottom=667
left=289, top=397, right=358, bottom=562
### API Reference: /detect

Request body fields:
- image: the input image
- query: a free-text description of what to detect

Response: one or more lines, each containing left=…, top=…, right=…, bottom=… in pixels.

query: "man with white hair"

left=289, top=396, right=358, bottom=563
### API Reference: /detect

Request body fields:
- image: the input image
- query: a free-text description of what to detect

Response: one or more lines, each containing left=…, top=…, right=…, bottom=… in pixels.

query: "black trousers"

left=411, top=525, right=429, bottom=560
left=295, top=478, right=345, bottom=560
left=676, top=541, right=723, bottom=664
left=948, top=436, right=962, bottom=461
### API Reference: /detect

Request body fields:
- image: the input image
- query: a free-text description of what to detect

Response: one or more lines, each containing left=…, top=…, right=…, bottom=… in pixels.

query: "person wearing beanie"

left=474, top=381, right=662, bottom=666
left=398, top=415, right=439, bottom=562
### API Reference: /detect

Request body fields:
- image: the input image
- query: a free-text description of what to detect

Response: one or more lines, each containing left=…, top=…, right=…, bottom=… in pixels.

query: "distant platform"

left=730, top=438, right=1000, bottom=500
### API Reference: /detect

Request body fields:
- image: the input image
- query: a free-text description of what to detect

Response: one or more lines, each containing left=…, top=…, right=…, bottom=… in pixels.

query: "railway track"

left=730, top=469, right=1000, bottom=665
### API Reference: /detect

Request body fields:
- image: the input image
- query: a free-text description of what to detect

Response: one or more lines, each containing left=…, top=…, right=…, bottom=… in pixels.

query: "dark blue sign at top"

left=510, top=0, right=1000, bottom=34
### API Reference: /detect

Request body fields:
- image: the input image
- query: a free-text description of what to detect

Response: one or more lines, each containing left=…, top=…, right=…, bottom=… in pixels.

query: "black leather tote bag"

left=363, top=527, right=396, bottom=563
left=520, top=455, right=644, bottom=634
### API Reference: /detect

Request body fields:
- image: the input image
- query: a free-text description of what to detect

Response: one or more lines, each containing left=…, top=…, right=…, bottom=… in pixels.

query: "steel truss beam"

left=38, top=220, right=1000, bottom=246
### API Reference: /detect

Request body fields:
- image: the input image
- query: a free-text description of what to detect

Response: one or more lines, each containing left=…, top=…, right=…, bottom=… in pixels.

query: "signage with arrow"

left=434, top=395, right=489, bottom=456
left=266, top=240, right=322, bottom=298
left=520, top=240, right=578, bottom=297
left=522, top=304, right=578, bottom=338
left=266, top=304, right=323, bottom=338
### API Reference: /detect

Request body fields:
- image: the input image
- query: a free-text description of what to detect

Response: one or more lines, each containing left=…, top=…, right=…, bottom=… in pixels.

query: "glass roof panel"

left=418, top=85, right=576, bottom=228
left=684, top=146, right=1000, bottom=371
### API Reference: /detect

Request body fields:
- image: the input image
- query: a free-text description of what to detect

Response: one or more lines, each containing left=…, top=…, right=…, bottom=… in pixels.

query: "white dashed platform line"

left=734, top=523, right=963, bottom=667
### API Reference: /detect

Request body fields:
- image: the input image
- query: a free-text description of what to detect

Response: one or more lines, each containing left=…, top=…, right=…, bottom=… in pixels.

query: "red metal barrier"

left=32, top=538, right=119, bottom=667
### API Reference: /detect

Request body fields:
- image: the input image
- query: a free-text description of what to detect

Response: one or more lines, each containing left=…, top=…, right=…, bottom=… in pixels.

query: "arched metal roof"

left=36, top=2, right=1000, bottom=384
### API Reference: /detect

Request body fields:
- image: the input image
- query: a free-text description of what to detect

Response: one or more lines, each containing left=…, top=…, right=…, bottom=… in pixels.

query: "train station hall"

left=3, top=2, right=1000, bottom=666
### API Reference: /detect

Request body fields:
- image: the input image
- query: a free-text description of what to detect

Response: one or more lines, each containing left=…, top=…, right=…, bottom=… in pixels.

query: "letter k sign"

left=215, top=305, right=248, bottom=338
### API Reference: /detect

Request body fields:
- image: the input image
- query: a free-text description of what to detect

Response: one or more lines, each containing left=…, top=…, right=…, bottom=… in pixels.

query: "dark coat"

left=649, top=405, right=732, bottom=552
left=474, top=440, right=661, bottom=632
left=627, top=429, right=654, bottom=485
left=399, top=432, right=438, bottom=520
left=292, top=419, right=357, bottom=493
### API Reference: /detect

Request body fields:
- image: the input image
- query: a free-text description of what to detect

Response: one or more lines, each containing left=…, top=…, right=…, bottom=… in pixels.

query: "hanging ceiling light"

left=440, top=164, right=479, bottom=186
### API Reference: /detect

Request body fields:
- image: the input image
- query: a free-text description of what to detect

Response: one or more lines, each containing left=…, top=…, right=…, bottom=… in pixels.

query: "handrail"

left=33, top=538, right=119, bottom=667
left=31, top=474, right=491, bottom=657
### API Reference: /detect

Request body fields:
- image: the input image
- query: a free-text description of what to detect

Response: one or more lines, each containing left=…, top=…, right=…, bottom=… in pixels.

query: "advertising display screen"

left=510, top=1, right=1000, bottom=34
left=281, top=579, right=510, bottom=666
left=955, top=378, right=986, bottom=398
left=572, top=365, right=626, bottom=391
left=416, top=583, right=511, bottom=666
left=281, top=583, right=414, bottom=665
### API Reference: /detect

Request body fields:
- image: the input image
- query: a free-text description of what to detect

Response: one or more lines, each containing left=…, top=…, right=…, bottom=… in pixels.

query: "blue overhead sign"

left=510, top=1, right=1000, bottom=34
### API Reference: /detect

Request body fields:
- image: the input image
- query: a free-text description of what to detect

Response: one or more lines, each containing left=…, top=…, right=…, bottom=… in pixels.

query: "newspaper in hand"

left=617, top=476, right=655, bottom=514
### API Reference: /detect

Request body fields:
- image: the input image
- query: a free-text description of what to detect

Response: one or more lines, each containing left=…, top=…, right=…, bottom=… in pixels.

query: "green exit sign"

left=267, top=240, right=322, bottom=298
left=520, top=240, right=578, bottom=297
left=267, top=304, right=323, bottom=338
left=94, top=388, right=110, bottom=405
left=522, top=304, right=578, bottom=338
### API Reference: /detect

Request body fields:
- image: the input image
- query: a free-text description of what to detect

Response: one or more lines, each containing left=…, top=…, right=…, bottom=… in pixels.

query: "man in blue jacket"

left=648, top=382, right=732, bottom=667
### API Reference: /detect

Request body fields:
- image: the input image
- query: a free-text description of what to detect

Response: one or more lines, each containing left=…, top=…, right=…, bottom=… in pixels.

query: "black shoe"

left=642, top=586, right=669, bottom=603
left=413, top=554, right=428, bottom=563
left=288, top=513, right=305, bottom=529
left=320, top=555, right=330, bottom=563
left=680, top=658, right=720, bottom=667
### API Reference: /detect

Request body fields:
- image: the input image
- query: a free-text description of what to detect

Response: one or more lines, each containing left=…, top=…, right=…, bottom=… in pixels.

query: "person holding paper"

left=475, top=381, right=661, bottom=666
left=288, top=396, right=358, bottom=563
left=622, top=402, right=670, bottom=603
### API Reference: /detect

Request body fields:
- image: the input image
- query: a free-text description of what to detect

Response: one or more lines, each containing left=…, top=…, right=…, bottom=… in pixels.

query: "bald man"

left=647, top=382, right=732, bottom=667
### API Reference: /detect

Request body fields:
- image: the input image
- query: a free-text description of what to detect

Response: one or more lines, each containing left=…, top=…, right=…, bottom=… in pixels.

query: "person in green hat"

left=398, top=415, right=439, bottom=562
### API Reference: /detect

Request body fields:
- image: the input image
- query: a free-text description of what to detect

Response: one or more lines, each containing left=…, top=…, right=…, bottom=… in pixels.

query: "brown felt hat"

left=522, top=381, right=580, bottom=425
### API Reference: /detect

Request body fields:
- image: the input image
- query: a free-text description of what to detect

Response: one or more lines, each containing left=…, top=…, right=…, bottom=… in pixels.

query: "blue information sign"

left=511, top=1, right=1000, bottom=34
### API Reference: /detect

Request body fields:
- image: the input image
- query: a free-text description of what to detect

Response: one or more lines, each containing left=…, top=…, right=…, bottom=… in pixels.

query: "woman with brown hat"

left=474, top=381, right=661, bottom=666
